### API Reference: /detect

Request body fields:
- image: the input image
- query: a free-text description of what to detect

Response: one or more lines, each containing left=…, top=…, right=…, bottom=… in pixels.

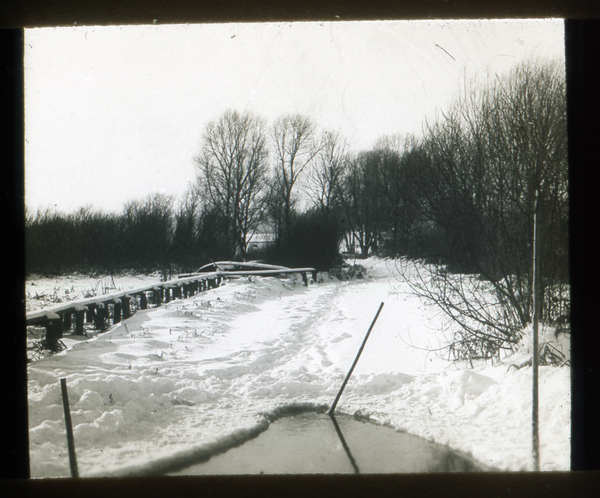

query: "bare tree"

left=195, top=110, right=269, bottom=259
left=373, top=134, right=424, bottom=253
left=121, top=193, right=175, bottom=272
left=339, top=151, right=384, bottom=256
left=270, top=114, right=322, bottom=246
left=171, top=187, right=201, bottom=270
left=306, top=130, right=347, bottom=218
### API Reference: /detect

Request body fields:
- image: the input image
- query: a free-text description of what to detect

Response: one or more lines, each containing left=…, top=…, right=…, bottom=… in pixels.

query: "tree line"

left=26, top=58, right=568, bottom=329
left=394, top=60, right=569, bottom=363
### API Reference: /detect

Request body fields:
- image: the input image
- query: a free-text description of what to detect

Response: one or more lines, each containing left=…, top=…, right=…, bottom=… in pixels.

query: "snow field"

left=26, top=272, right=163, bottom=314
left=27, top=258, right=570, bottom=476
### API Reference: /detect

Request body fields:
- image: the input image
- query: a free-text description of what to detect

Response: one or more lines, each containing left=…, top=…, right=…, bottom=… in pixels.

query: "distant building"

left=247, top=230, right=276, bottom=252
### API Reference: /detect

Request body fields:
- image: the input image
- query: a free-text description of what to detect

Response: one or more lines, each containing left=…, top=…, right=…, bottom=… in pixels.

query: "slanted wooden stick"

left=328, top=302, right=384, bottom=415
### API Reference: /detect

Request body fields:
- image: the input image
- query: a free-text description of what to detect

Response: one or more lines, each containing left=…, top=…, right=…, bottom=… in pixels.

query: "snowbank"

left=27, top=258, right=570, bottom=476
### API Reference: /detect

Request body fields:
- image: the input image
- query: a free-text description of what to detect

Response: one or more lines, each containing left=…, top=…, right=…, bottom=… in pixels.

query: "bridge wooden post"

left=140, top=292, right=148, bottom=310
left=62, top=311, right=72, bottom=332
left=44, top=313, right=62, bottom=350
left=165, top=286, right=171, bottom=303
left=94, top=304, right=107, bottom=331
left=302, top=272, right=308, bottom=286
left=121, top=296, right=132, bottom=319
left=74, top=308, right=86, bottom=335
left=113, top=300, right=122, bottom=324
left=153, top=287, right=162, bottom=306
left=86, top=305, right=95, bottom=323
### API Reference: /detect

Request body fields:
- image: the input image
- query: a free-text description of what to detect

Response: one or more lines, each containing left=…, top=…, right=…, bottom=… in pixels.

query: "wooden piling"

left=74, top=307, right=86, bottom=335
left=113, top=300, right=122, bottom=324
left=43, top=313, right=62, bottom=350
left=153, top=287, right=162, bottom=306
left=121, top=296, right=132, bottom=319
left=62, top=311, right=72, bottom=332
left=86, top=305, right=95, bottom=323
left=140, top=292, right=148, bottom=310
left=94, top=304, right=106, bottom=331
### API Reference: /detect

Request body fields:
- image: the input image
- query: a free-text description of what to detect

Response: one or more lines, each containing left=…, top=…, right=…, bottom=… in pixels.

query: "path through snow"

left=27, top=258, right=570, bottom=476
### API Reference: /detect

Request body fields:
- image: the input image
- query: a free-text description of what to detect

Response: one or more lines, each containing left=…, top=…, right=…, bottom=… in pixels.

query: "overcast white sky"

left=24, top=20, right=565, bottom=214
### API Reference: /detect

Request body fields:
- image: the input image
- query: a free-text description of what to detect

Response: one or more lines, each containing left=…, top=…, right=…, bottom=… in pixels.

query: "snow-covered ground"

left=25, top=272, right=163, bottom=314
left=26, top=258, right=571, bottom=477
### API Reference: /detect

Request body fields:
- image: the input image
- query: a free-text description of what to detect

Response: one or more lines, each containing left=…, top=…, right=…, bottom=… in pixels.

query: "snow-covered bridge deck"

left=26, top=266, right=316, bottom=344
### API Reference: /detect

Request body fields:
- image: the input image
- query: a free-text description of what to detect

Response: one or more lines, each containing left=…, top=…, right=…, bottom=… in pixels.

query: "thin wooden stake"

left=60, top=378, right=79, bottom=477
left=328, top=302, right=384, bottom=415
left=531, top=196, right=541, bottom=471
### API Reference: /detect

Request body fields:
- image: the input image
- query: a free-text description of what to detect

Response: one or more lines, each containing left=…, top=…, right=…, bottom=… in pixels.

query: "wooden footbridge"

left=26, top=264, right=317, bottom=349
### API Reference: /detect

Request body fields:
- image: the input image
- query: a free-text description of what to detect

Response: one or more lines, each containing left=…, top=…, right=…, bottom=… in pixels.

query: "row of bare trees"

left=193, top=110, right=348, bottom=269
left=25, top=111, right=351, bottom=273
left=26, top=59, right=568, bottom=347
left=392, top=60, right=569, bottom=364
left=26, top=195, right=175, bottom=274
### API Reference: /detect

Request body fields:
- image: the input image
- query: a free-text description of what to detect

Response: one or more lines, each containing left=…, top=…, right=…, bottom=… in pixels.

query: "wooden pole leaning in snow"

left=531, top=193, right=542, bottom=472
left=60, top=378, right=79, bottom=477
left=328, top=302, right=385, bottom=415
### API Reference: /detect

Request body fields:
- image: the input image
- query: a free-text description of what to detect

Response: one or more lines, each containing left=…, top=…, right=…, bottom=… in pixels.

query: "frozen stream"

left=168, top=412, right=486, bottom=475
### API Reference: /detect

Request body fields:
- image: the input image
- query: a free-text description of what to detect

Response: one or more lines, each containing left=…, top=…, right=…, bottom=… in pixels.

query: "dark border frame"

left=4, top=1, right=600, bottom=496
